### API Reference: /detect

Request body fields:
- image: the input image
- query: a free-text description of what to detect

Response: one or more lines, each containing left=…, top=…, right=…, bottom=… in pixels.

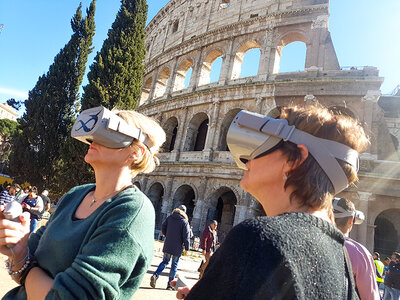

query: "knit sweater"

left=3, top=184, right=155, bottom=300
left=187, top=213, right=358, bottom=300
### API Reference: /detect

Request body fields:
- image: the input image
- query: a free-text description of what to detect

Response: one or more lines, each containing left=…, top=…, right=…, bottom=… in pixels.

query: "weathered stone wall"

left=135, top=0, right=400, bottom=254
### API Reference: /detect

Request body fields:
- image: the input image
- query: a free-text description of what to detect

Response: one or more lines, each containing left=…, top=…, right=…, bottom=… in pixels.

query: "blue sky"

left=0, top=0, right=399, bottom=108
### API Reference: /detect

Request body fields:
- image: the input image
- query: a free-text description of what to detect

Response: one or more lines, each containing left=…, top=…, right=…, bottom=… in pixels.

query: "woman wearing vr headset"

left=175, top=105, right=368, bottom=299
left=0, top=107, right=166, bottom=299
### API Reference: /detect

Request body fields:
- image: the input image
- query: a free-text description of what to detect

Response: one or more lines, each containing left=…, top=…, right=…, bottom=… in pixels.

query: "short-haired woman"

left=176, top=105, right=368, bottom=299
left=0, top=109, right=166, bottom=299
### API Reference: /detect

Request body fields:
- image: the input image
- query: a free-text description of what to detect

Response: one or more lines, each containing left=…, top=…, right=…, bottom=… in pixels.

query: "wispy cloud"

left=0, top=87, right=28, bottom=100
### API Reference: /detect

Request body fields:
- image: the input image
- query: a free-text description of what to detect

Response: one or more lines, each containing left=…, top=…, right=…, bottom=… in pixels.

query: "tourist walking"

left=199, top=220, right=218, bottom=279
left=373, top=252, right=386, bottom=296
left=150, top=204, right=191, bottom=290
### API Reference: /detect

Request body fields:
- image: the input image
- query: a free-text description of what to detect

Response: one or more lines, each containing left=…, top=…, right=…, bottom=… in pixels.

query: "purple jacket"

left=162, top=209, right=191, bottom=256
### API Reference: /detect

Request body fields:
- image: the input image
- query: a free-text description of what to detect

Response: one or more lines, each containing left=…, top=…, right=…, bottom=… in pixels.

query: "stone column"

left=161, top=176, right=174, bottom=223
left=234, top=205, right=248, bottom=226
left=203, top=99, right=221, bottom=160
left=192, top=176, right=208, bottom=235
left=175, top=107, right=189, bottom=155
left=165, top=57, right=178, bottom=96
left=219, top=38, right=235, bottom=85
left=362, top=90, right=381, bottom=156
left=357, top=191, right=375, bottom=252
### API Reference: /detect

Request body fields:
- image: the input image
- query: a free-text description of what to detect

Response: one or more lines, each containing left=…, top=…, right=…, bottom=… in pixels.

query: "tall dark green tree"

left=81, top=0, right=148, bottom=110
left=9, top=1, right=96, bottom=191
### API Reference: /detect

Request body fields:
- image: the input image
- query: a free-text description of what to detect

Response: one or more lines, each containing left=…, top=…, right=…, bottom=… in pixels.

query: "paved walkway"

left=0, top=241, right=202, bottom=299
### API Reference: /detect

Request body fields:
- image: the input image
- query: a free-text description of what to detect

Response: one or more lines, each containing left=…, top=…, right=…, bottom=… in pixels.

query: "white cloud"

left=0, top=87, right=28, bottom=100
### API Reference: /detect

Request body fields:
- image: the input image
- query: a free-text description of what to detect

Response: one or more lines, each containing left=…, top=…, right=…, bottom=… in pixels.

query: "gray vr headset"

left=333, top=198, right=365, bottom=225
left=71, top=106, right=151, bottom=149
left=226, top=110, right=359, bottom=194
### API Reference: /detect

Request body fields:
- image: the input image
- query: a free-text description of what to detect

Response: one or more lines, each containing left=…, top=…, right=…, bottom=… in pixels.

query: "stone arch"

left=140, top=77, right=152, bottom=104
left=273, top=31, right=308, bottom=74
left=374, top=209, right=400, bottom=257
left=154, top=67, right=170, bottom=98
left=147, top=182, right=165, bottom=230
left=184, top=112, right=209, bottom=151
left=231, top=40, right=262, bottom=79
left=329, top=105, right=357, bottom=120
left=207, top=186, right=238, bottom=242
left=172, top=184, right=196, bottom=221
left=172, top=20, right=179, bottom=33
left=173, top=59, right=194, bottom=92
left=199, top=49, right=224, bottom=86
left=218, top=108, right=242, bottom=151
left=163, top=117, right=179, bottom=152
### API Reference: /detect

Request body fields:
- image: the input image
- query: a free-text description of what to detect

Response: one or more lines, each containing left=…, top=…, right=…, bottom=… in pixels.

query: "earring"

left=283, top=173, right=288, bottom=180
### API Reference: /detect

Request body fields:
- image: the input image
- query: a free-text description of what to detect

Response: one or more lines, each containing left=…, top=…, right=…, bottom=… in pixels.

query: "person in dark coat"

left=199, top=220, right=218, bottom=279
left=150, top=205, right=191, bottom=290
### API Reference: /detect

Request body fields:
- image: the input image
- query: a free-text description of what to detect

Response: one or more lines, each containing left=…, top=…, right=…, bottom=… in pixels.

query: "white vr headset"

left=333, top=198, right=365, bottom=225
left=226, top=110, right=359, bottom=194
left=71, top=106, right=151, bottom=149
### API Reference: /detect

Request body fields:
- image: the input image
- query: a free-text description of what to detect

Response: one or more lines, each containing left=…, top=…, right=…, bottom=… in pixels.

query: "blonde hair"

left=114, top=110, right=166, bottom=176
left=279, top=105, right=369, bottom=213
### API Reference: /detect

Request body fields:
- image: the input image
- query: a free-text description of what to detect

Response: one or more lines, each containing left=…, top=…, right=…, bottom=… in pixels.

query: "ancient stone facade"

left=135, top=0, right=400, bottom=255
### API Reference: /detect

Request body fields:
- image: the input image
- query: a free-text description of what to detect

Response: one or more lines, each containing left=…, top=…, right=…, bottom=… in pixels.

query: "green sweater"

left=3, top=184, right=155, bottom=300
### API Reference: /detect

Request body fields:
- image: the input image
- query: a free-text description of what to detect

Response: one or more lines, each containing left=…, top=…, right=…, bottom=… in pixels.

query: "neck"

left=93, top=165, right=133, bottom=198
left=257, top=186, right=332, bottom=223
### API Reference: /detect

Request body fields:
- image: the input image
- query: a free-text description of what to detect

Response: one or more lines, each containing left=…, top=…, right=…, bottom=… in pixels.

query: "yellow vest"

left=374, top=260, right=385, bottom=283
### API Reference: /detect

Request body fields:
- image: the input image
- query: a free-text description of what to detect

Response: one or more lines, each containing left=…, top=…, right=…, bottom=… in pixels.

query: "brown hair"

left=279, top=105, right=369, bottom=213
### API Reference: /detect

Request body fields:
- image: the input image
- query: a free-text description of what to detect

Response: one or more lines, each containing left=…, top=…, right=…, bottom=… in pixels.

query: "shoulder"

left=98, top=185, right=155, bottom=233
left=345, top=238, right=372, bottom=258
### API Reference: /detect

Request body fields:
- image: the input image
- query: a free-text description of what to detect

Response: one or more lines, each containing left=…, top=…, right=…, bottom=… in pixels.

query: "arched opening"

left=147, top=183, right=164, bottom=230
left=163, top=117, right=179, bottom=152
left=231, top=40, right=261, bottom=79
left=133, top=181, right=141, bottom=190
left=273, top=33, right=307, bottom=74
left=329, top=106, right=356, bottom=119
left=140, top=77, right=152, bottom=104
left=199, top=50, right=224, bottom=86
left=374, top=209, right=400, bottom=257
left=172, top=20, right=179, bottom=33
left=218, top=108, right=242, bottom=151
left=207, top=187, right=237, bottom=242
left=154, top=67, right=170, bottom=98
left=173, top=59, right=194, bottom=92
left=184, top=112, right=209, bottom=151
left=173, top=185, right=196, bottom=221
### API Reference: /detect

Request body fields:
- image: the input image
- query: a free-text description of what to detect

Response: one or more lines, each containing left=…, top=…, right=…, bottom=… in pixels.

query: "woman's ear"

left=284, top=144, right=309, bottom=173
left=128, top=144, right=145, bottom=162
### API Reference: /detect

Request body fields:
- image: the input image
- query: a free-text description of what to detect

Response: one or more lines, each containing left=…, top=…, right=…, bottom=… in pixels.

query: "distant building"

left=0, top=103, right=18, bottom=121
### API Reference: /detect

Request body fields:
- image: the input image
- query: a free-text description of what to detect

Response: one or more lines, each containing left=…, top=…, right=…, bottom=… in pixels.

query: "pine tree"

left=81, top=0, right=148, bottom=110
left=9, top=1, right=96, bottom=191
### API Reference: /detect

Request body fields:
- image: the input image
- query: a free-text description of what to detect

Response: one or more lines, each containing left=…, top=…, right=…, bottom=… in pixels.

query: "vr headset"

left=333, top=198, right=365, bottom=225
left=71, top=106, right=151, bottom=149
left=226, top=110, right=359, bottom=194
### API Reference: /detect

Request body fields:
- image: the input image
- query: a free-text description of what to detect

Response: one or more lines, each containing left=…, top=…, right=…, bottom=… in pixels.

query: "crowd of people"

left=0, top=104, right=398, bottom=300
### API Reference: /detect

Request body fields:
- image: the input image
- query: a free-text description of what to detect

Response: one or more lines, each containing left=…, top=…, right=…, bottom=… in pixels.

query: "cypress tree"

left=9, top=1, right=96, bottom=191
left=81, top=0, right=148, bottom=110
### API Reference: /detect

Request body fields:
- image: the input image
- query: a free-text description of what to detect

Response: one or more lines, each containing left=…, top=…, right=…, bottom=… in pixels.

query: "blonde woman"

left=0, top=108, right=166, bottom=300
left=176, top=105, right=368, bottom=299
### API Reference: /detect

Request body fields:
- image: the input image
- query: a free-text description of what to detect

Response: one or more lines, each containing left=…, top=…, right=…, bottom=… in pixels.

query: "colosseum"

left=135, top=0, right=400, bottom=256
